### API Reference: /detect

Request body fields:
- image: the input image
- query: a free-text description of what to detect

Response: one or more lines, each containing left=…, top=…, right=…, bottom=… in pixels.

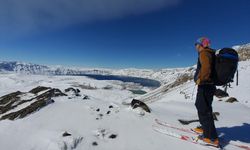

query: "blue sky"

left=0, top=0, right=250, bottom=69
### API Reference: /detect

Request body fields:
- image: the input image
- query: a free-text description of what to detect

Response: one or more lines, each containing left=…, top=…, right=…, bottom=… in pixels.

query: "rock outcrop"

left=0, top=87, right=67, bottom=120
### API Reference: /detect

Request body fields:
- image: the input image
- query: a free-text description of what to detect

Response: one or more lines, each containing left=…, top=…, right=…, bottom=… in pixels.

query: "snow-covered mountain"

left=0, top=61, right=50, bottom=74
left=1, top=43, right=249, bottom=83
left=0, top=61, right=111, bottom=75
left=0, top=61, right=195, bottom=83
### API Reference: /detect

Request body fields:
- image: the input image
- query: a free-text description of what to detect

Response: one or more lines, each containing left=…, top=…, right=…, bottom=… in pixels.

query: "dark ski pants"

left=195, top=84, right=218, bottom=139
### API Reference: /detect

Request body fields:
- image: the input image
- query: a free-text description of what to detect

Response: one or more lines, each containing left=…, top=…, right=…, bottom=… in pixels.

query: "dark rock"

left=226, top=97, right=238, bottom=103
left=109, top=105, right=113, bottom=109
left=0, top=88, right=67, bottom=120
left=0, top=91, right=29, bottom=115
left=92, top=142, right=98, bottom=146
left=0, top=99, right=31, bottom=115
left=35, top=89, right=67, bottom=101
left=29, top=86, right=51, bottom=94
left=75, top=93, right=81, bottom=97
left=214, top=89, right=229, bottom=98
left=96, top=108, right=100, bottom=112
left=213, top=112, right=220, bottom=116
left=65, top=88, right=77, bottom=93
left=211, top=112, right=220, bottom=121
left=65, top=88, right=80, bottom=97
left=1, top=98, right=55, bottom=120
left=106, top=111, right=111, bottom=114
left=212, top=113, right=218, bottom=121
left=131, top=99, right=151, bottom=113
left=83, top=95, right=89, bottom=100
left=76, top=89, right=81, bottom=93
left=109, top=134, right=117, bottom=139
left=0, top=91, right=22, bottom=105
left=62, top=132, right=72, bottom=137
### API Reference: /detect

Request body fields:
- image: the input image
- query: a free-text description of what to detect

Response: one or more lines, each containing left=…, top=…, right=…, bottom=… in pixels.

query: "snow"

left=0, top=61, right=250, bottom=150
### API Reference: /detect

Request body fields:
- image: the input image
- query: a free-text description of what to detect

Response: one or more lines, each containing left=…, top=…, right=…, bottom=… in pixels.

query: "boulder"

left=214, top=89, right=229, bottom=98
left=65, top=88, right=81, bottom=97
left=226, top=97, right=238, bottom=103
left=131, top=99, right=151, bottom=113
left=62, top=132, right=72, bottom=137
left=83, top=95, right=90, bottom=100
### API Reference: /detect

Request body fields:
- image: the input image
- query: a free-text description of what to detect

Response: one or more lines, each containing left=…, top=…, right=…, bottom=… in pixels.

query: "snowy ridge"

left=0, top=61, right=195, bottom=84
left=0, top=61, right=50, bottom=74
left=0, top=61, right=111, bottom=76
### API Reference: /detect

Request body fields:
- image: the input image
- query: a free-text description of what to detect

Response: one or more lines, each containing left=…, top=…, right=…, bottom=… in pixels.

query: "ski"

left=155, top=119, right=250, bottom=150
left=153, top=125, right=222, bottom=150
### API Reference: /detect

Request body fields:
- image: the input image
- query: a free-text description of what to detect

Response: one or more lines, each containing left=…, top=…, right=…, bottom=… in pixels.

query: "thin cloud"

left=0, top=0, right=181, bottom=37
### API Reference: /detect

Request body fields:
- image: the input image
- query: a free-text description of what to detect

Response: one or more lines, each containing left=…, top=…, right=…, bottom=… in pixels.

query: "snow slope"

left=0, top=61, right=250, bottom=150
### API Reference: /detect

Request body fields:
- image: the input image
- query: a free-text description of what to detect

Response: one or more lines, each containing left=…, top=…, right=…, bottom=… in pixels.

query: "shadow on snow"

left=218, top=123, right=250, bottom=147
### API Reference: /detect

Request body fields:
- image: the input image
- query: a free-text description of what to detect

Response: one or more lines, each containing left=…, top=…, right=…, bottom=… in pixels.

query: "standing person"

left=193, top=37, right=219, bottom=147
